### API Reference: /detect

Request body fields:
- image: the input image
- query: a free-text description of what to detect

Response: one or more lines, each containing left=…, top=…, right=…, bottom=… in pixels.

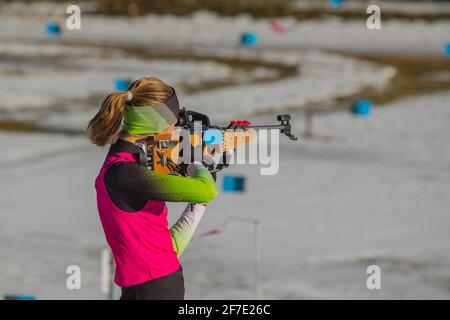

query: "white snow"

left=181, top=92, right=450, bottom=299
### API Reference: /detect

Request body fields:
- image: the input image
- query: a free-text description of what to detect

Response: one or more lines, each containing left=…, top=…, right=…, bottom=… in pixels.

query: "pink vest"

left=95, top=152, right=180, bottom=288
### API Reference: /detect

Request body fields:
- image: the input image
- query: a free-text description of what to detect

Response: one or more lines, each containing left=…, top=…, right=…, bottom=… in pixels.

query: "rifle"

left=143, top=108, right=298, bottom=176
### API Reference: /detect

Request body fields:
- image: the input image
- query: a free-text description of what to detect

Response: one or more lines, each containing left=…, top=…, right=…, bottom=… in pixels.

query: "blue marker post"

left=351, top=99, right=372, bottom=117
left=45, top=22, right=61, bottom=37
left=114, top=78, right=131, bottom=91
left=329, top=0, right=344, bottom=8
left=241, top=32, right=258, bottom=48
left=444, top=42, right=450, bottom=57
left=4, top=294, right=36, bottom=300
left=223, top=175, right=246, bottom=193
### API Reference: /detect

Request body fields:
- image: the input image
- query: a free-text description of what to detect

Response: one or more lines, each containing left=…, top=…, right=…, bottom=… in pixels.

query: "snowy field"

left=0, top=2, right=449, bottom=299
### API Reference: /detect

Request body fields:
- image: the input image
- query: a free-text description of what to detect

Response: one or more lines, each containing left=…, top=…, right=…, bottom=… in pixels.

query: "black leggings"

left=120, top=267, right=185, bottom=300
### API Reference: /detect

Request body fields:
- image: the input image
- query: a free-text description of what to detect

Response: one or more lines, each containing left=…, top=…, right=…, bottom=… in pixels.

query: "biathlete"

left=87, top=77, right=217, bottom=300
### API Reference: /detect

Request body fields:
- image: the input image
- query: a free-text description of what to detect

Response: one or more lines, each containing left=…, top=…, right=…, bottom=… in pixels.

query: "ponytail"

left=87, top=92, right=128, bottom=147
left=87, top=77, right=173, bottom=147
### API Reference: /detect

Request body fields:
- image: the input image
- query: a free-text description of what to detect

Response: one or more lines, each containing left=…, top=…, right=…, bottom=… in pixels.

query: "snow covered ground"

left=0, top=2, right=449, bottom=299
left=1, top=91, right=448, bottom=300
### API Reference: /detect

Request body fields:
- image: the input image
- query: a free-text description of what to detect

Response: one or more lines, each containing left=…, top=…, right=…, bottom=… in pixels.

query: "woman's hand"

left=186, top=161, right=204, bottom=177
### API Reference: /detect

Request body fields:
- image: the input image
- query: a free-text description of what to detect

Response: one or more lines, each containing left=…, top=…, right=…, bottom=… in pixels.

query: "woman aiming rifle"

left=87, top=77, right=217, bottom=300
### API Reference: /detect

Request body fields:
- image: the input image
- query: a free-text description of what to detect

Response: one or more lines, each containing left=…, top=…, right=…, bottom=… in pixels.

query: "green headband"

left=122, top=103, right=178, bottom=134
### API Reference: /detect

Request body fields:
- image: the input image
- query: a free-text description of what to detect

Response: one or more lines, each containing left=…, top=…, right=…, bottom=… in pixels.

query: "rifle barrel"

left=248, top=125, right=286, bottom=130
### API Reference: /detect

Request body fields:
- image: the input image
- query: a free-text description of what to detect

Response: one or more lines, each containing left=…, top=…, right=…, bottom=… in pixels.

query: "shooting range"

left=240, top=32, right=258, bottom=48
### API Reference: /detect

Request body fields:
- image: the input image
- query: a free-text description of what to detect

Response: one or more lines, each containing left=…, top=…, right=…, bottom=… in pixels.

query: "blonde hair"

left=87, top=77, right=172, bottom=147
